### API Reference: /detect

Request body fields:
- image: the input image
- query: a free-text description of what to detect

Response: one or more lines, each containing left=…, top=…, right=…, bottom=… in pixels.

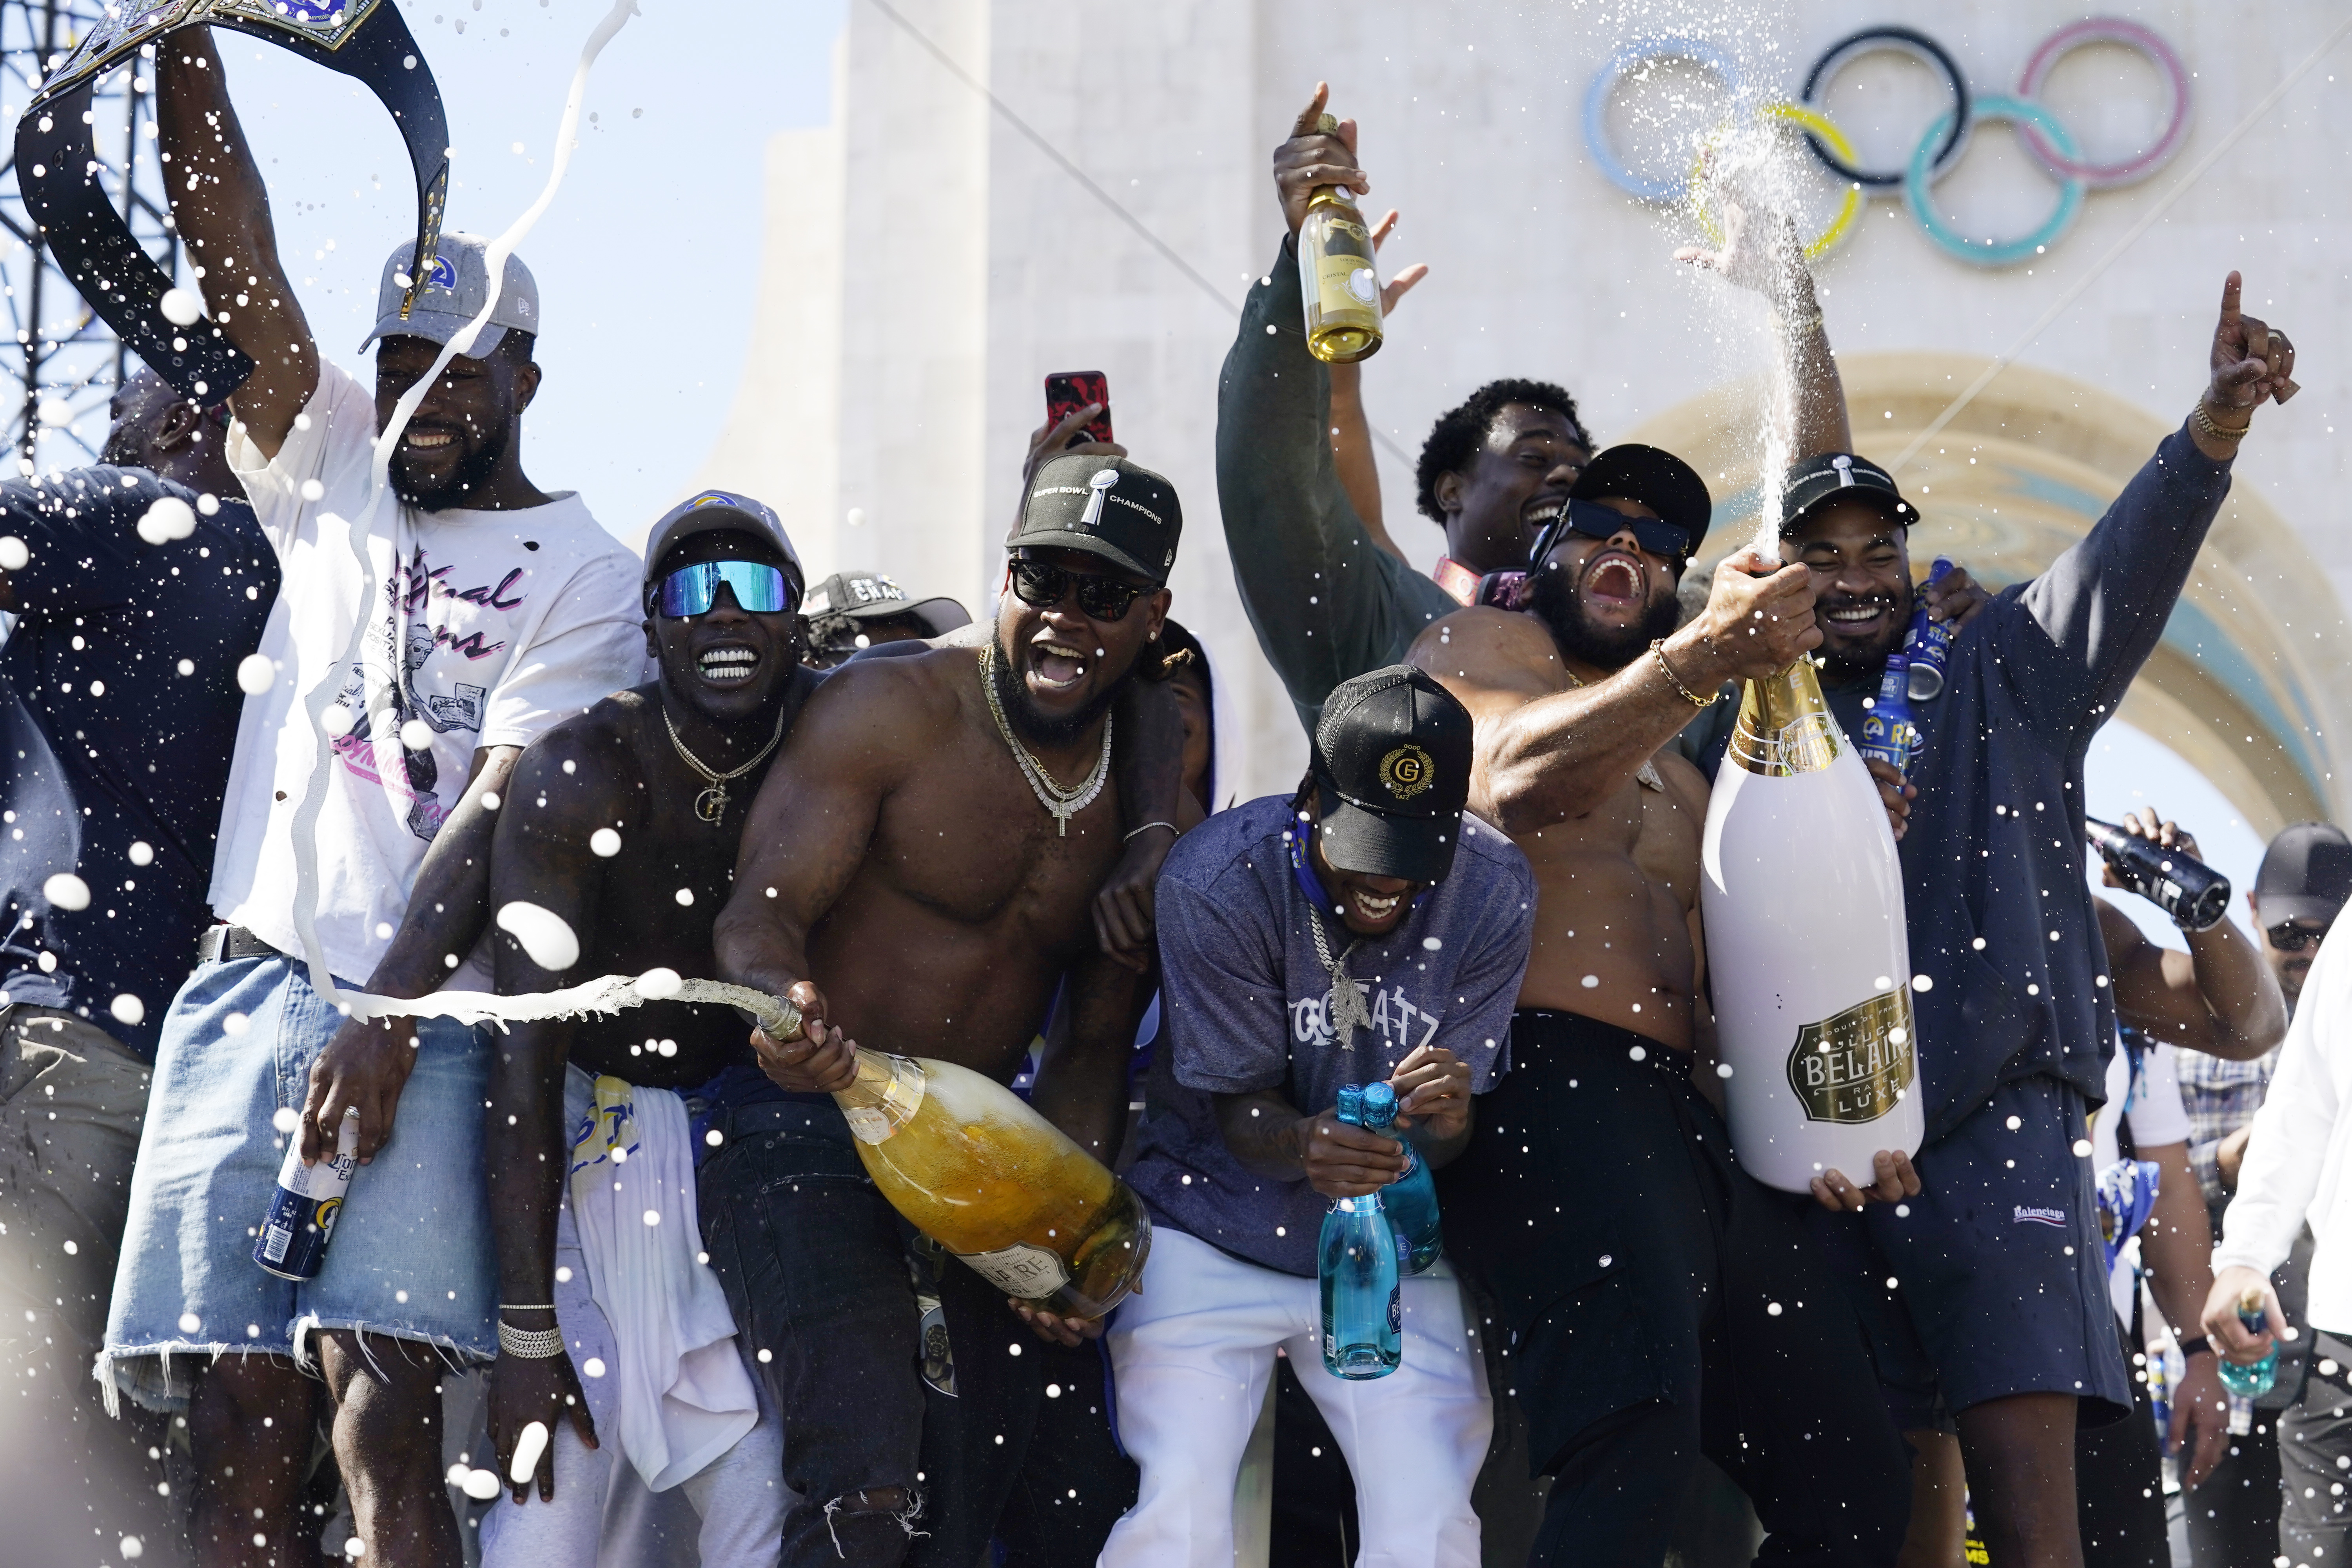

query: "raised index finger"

left=2218, top=270, right=2243, bottom=327
left=1290, top=82, right=1330, bottom=140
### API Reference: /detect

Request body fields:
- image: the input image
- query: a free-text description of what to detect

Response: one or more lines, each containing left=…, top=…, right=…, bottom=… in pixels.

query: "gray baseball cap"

left=643, top=489, right=804, bottom=590
left=359, top=232, right=541, bottom=356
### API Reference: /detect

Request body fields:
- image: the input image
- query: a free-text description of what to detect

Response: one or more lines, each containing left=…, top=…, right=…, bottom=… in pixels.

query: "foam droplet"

left=129, top=841, right=154, bottom=866
left=36, top=398, right=70, bottom=426
left=508, top=1422, right=549, bottom=1485
left=495, top=901, right=581, bottom=973
left=590, top=828, right=622, bottom=857
left=274, top=1107, right=301, bottom=1136
left=675, top=887, right=695, bottom=907
left=177, top=1312, right=201, bottom=1334
left=321, top=705, right=355, bottom=739
left=43, top=873, right=90, bottom=911
left=110, top=993, right=145, bottom=1025
left=136, top=495, right=196, bottom=545
left=120, top=1537, right=145, bottom=1560
left=634, top=967, right=682, bottom=1000
left=642, top=1209, right=661, bottom=1227
left=159, top=287, right=201, bottom=326
left=236, top=655, right=275, bottom=694
left=582, top=1357, right=607, bottom=1379
left=399, top=719, right=434, bottom=751
left=0, top=537, right=26, bottom=571
left=459, top=1468, right=502, bottom=1500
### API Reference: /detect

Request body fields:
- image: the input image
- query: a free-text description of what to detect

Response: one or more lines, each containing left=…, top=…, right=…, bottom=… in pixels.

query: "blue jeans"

left=100, top=955, right=496, bottom=1412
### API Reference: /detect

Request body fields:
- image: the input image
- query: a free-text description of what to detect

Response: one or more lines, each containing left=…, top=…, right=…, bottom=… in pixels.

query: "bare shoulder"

left=1406, top=608, right=1564, bottom=706
left=516, top=688, right=648, bottom=783
left=784, top=647, right=975, bottom=765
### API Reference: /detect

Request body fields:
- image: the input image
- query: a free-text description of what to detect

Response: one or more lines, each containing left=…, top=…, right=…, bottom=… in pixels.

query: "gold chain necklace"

left=980, top=643, right=1113, bottom=836
left=664, top=703, right=789, bottom=825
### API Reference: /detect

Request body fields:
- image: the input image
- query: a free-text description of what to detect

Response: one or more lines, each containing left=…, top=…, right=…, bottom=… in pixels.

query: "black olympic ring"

left=1799, top=26, right=1972, bottom=191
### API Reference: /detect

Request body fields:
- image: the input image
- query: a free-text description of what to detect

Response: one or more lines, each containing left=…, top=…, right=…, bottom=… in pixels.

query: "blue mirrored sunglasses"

left=653, top=560, right=796, bottom=618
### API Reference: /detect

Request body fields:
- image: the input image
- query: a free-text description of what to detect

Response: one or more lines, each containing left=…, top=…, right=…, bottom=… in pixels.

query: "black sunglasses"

left=2267, top=920, right=2333, bottom=953
left=1009, top=559, right=1148, bottom=621
left=1529, top=497, right=1693, bottom=571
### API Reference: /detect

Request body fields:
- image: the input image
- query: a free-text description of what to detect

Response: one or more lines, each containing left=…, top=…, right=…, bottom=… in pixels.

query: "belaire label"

left=1785, top=988, right=1917, bottom=1125
left=957, top=1241, right=1071, bottom=1300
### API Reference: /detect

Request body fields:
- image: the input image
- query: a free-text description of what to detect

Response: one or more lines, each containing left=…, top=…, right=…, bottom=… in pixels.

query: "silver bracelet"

left=497, top=1321, right=566, bottom=1360
left=1123, top=820, right=1179, bottom=842
left=499, top=1302, right=556, bottom=1314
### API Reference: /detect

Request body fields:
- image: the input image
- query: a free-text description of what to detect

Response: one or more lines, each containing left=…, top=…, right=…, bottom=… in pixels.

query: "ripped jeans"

left=698, top=1096, right=1134, bottom=1567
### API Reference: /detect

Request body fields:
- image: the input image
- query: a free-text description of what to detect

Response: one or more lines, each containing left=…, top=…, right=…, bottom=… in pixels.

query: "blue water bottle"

left=1858, top=651, right=1915, bottom=774
left=1905, top=557, right=1956, bottom=702
left=1360, top=1080, right=1442, bottom=1276
left=1320, top=1086, right=1401, bottom=1379
left=2218, top=1287, right=2280, bottom=1435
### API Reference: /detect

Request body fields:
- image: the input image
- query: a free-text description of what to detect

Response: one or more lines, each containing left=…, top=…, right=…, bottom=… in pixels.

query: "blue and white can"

left=253, top=1108, right=359, bottom=1281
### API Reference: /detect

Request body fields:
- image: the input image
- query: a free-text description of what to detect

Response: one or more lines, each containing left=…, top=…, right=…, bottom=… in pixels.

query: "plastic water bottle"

left=1319, top=1086, right=1401, bottom=1379
left=1360, top=1080, right=1442, bottom=1276
left=1904, top=557, right=1956, bottom=702
left=2218, top=1287, right=2279, bottom=1436
left=1858, top=651, right=1916, bottom=775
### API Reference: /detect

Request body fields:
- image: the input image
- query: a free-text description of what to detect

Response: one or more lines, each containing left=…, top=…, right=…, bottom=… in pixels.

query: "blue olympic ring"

left=1583, top=36, right=1744, bottom=203
left=1902, top=95, right=2084, bottom=269
left=1583, top=20, right=2190, bottom=269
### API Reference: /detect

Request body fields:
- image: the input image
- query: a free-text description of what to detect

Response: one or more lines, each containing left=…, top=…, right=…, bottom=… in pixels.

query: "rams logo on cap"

left=1379, top=744, right=1435, bottom=801
left=688, top=492, right=740, bottom=509
left=426, top=254, right=459, bottom=292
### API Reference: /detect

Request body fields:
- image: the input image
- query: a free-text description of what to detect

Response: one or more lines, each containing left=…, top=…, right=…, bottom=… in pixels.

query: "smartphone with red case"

left=1044, top=371, right=1113, bottom=445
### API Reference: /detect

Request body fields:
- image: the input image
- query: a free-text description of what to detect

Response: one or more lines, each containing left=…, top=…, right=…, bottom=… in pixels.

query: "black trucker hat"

left=802, top=570, right=970, bottom=638
left=1011, top=453, right=1183, bottom=584
left=2254, top=822, right=2352, bottom=926
left=1781, top=452, right=1919, bottom=535
left=1312, top=665, right=1477, bottom=886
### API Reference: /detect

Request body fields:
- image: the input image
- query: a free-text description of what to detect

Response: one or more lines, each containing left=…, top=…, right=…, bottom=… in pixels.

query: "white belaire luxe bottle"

left=1699, top=657, right=1924, bottom=1193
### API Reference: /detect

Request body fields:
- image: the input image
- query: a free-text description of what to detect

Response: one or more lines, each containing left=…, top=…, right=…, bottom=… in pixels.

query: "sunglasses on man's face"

left=1009, top=559, right=1148, bottom=621
left=2267, top=920, right=2333, bottom=954
left=653, top=560, right=797, bottom=619
left=1530, top=497, right=1693, bottom=571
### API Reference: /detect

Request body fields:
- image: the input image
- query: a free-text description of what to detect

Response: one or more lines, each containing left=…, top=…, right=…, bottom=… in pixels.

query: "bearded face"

left=1526, top=539, right=1683, bottom=671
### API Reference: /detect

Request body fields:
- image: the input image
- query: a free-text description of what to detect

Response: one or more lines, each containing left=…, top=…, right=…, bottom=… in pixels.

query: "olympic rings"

left=1583, top=18, right=2192, bottom=269
left=1800, top=27, right=1970, bottom=189
left=1689, top=104, right=1862, bottom=261
left=2014, top=18, right=2191, bottom=188
left=1903, top=95, right=2084, bottom=269
left=1584, top=36, right=1745, bottom=202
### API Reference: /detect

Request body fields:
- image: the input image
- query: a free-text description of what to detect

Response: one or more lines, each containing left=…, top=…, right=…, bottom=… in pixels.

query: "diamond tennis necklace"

left=980, top=642, right=1113, bottom=836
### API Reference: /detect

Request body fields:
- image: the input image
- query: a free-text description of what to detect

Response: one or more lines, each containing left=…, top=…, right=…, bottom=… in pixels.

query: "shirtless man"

left=1408, top=445, right=1916, bottom=1564
left=710, top=452, right=1188, bottom=1567
left=476, top=492, right=815, bottom=1566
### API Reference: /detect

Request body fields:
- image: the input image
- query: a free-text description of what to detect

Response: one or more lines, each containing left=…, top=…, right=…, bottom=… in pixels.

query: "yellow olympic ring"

left=1688, top=102, right=1860, bottom=262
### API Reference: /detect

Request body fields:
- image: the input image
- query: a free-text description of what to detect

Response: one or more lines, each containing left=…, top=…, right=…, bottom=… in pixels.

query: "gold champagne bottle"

left=761, top=999, right=1151, bottom=1318
left=1297, top=112, right=1383, bottom=363
left=1699, top=657, right=1924, bottom=1193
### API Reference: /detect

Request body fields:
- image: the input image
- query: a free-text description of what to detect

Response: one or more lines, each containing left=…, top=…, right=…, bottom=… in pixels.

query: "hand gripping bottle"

left=1296, top=113, right=1383, bottom=364
left=1319, top=1085, right=1401, bottom=1379
left=254, top=1107, right=360, bottom=1280
left=2218, top=1287, right=2280, bottom=1436
left=1359, top=1080, right=1442, bottom=1276
left=1857, top=651, right=1916, bottom=775
left=1904, top=557, right=1956, bottom=702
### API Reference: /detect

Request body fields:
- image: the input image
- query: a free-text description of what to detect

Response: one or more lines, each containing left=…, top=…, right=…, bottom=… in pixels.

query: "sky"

left=35, top=0, right=848, bottom=537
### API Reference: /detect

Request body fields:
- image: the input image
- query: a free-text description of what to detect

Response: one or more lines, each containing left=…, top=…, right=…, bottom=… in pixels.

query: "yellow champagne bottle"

left=760, top=998, right=1151, bottom=1318
left=1699, top=657, right=1924, bottom=1192
left=1297, top=112, right=1383, bottom=363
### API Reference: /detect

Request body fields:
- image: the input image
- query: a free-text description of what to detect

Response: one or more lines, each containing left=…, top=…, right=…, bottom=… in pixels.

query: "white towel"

left=567, top=1068, right=757, bottom=1491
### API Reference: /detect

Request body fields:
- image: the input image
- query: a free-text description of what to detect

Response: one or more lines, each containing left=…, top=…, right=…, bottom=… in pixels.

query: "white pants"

left=479, top=1195, right=788, bottom=1568
left=1099, top=1226, right=1490, bottom=1568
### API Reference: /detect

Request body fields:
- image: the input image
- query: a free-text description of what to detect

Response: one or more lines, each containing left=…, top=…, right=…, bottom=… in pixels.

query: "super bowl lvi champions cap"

left=1312, top=665, right=1476, bottom=886
left=1012, top=453, right=1183, bottom=583
left=1780, top=452, right=1918, bottom=534
left=359, top=232, right=540, bottom=356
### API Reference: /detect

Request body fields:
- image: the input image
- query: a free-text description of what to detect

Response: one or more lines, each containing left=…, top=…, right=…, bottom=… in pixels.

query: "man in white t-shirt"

left=99, top=30, right=644, bottom=1567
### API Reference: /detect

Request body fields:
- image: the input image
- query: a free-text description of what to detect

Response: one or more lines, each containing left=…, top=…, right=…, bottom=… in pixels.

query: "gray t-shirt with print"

left=1125, top=794, right=1537, bottom=1277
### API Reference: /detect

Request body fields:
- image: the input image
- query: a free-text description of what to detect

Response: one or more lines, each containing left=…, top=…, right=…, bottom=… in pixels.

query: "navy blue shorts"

left=1807, top=1074, right=2131, bottom=1432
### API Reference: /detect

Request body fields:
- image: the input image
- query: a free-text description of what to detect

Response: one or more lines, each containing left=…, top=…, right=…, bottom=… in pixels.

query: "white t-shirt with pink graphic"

left=212, top=358, right=646, bottom=989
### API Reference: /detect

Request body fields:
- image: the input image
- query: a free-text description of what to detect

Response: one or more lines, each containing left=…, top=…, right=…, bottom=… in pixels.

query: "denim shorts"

left=100, top=955, right=496, bottom=1412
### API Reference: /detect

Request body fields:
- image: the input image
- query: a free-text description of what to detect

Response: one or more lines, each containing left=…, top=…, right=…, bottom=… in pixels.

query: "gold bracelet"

left=2193, top=400, right=2251, bottom=444
left=1651, top=640, right=1712, bottom=707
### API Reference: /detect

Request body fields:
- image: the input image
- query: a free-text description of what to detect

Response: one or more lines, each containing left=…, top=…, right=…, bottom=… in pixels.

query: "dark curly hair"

left=1413, top=379, right=1590, bottom=524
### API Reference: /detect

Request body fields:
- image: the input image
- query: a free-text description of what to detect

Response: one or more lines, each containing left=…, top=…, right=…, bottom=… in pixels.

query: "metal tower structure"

left=0, top=0, right=176, bottom=469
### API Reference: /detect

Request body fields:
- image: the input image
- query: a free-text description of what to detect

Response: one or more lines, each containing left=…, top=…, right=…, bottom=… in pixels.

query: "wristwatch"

left=15, top=0, right=449, bottom=399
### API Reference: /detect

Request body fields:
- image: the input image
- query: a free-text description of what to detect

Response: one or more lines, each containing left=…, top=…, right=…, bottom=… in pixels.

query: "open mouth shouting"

left=1027, top=633, right=1092, bottom=692
left=1579, top=550, right=1646, bottom=609
left=697, top=645, right=759, bottom=684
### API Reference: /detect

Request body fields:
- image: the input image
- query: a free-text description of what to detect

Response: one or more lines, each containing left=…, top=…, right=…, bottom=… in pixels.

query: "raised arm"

left=155, top=27, right=316, bottom=456
left=1412, top=554, right=1816, bottom=834
left=1676, top=198, right=1852, bottom=459
left=1326, top=206, right=1427, bottom=566
left=2096, top=822, right=2287, bottom=1063
left=482, top=730, right=618, bottom=1501
left=2024, top=275, right=2293, bottom=729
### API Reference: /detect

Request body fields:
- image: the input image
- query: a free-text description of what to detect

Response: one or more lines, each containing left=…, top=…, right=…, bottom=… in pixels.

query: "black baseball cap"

left=802, top=570, right=970, bottom=638
left=2254, top=822, right=2352, bottom=926
left=1569, top=444, right=1713, bottom=553
left=1311, top=666, right=1476, bottom=885
left=1780, top=452, right=1919, bottom=536
left=1012, top=453, right=1182, bottom=584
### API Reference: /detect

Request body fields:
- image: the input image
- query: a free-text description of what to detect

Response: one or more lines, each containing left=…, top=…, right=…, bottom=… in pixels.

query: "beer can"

left=253, top=1108, right=359, bottom=1281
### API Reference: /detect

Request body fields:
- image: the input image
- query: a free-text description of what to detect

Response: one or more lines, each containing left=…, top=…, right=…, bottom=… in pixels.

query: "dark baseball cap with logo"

left=1011, top=453, right=1183, bottom=584
left=803, top=570, right=970, bottom=638
left=643, top=489, right=804, bottom=590
left=1311, top=666, right=1476, bottom=886
left=1781, top=452, right=1919, bottom=535
left=2254, top=822, right=2352, bottom=926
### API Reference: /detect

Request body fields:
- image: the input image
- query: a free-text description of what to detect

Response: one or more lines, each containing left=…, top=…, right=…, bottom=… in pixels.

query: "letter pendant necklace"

left=980, top=644, right=1113, bottom=836
left=664, top=703, right=790, bottom=824
left=1289, top=823, right=1372, bottom=1047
